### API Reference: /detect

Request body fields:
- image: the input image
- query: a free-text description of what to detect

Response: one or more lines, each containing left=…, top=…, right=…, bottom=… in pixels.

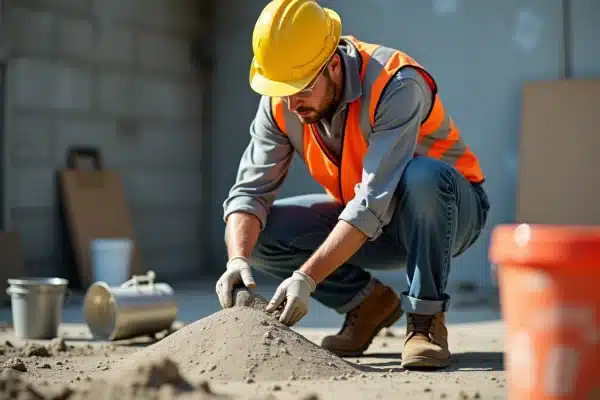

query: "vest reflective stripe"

left=339, top=103, right=367, bottom=203
left=270, top=36, right=485, bottom=204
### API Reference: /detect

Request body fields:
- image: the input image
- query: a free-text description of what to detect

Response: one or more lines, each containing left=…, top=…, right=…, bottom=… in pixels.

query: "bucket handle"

left=6, top=287, right=71, bottom=304
left=6, top=287, right=28, bottom=297
left=120, top=270, right=156, bottom=289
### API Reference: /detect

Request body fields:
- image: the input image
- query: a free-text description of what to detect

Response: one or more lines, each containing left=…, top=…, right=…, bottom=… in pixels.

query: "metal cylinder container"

left=83, top=271, right=177, bottom=341
left=7, top=277, right=69, bottom=340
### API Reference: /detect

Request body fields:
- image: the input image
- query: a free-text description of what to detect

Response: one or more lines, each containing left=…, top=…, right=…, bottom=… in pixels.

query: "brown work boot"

left=401, top=312, right=450, bottom=369
left=321, top=281, right=403, bottom=357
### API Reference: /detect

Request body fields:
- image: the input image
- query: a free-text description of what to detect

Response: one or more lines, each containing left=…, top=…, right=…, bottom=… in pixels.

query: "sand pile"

left=0, top=289, right=340, bottom=399
left=109, top=289, right=359, bottom=382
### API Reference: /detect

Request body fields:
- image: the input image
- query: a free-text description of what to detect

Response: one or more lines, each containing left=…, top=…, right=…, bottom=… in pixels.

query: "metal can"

left=83, top=271, right=178, bottom=341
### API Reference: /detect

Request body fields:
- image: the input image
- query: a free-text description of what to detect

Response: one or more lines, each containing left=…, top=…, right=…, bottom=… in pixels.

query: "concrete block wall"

left=3, top=0, right=210, bottom=281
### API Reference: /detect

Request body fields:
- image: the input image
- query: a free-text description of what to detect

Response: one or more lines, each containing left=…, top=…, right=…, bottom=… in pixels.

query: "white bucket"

left=90, top=238, right=133, bottom=286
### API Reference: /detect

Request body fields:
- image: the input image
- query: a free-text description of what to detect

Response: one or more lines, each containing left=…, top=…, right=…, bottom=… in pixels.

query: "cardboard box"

left=517, top=78, right=600, bottom=225
left=58, top=147, right=144, bottom=289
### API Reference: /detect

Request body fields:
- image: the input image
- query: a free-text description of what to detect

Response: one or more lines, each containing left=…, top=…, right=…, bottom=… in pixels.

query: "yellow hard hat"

left=249, top=0, right=342, bottom=97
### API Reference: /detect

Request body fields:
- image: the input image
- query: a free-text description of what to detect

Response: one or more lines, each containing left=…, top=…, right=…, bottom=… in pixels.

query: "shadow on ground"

left=354, top=351, right=504, bottom=372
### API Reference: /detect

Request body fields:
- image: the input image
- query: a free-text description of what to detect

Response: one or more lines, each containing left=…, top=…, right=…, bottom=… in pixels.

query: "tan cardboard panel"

left=59, top=168, right=143, bottom=289
left=518, top=78, right=600, bottom=225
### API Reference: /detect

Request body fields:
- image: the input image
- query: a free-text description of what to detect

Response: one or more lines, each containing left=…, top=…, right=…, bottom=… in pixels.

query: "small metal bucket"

left=6, top=278, right=69, bottom=339
left=83, top=270, right=177, bottom=341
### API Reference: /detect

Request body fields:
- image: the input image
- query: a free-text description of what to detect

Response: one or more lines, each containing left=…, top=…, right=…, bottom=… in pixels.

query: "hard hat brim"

left=249, top=8, right=342, bottom=97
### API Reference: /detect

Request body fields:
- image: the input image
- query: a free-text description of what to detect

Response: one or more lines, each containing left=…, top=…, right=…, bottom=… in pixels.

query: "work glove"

left=215, top=256, right=256, bottom=309
left=265, top=270, right=316, bottom=326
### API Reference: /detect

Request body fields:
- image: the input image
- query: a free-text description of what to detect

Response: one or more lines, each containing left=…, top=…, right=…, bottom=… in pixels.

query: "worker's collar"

left=336, top=40, right=363, bottom=105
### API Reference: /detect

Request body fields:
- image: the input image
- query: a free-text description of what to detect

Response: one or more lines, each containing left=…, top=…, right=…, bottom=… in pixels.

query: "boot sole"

left=401, top=355, right=451, bottom=369
left=324, top=304, right=404, bottom=357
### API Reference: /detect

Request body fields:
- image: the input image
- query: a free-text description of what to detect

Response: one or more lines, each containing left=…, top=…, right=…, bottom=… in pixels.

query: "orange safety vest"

left=271, top=36, right=485, bottom=205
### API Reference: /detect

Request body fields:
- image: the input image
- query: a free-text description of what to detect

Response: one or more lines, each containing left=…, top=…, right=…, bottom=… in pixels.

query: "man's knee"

left=399, top=157, right=457, bottom=208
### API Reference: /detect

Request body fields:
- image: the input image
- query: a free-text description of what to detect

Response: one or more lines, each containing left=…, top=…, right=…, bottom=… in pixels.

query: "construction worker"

left=216, top=0, right=490, bottom=369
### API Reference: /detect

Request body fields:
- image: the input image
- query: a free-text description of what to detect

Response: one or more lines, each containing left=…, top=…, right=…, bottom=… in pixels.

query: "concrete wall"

left=570, top=0, right=600, bottom=77
left=3, top=0, right=209, bottom=281
left=208, top=0, right=600, bottom=291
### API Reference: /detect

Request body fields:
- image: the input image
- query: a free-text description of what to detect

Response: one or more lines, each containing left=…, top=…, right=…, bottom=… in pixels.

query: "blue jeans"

left=249, top=157, right=490, bottom=315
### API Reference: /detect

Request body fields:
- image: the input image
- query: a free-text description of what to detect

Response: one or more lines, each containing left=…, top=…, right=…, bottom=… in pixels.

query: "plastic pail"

left=490, top=224, right=600, bottom=399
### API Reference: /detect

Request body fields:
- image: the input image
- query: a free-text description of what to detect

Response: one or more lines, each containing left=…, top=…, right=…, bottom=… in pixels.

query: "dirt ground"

left=0, top=290, right=506, bottom=400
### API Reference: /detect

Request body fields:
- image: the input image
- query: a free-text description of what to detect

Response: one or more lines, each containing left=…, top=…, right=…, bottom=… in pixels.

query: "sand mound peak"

left=109, top=289, right=358, bottom=382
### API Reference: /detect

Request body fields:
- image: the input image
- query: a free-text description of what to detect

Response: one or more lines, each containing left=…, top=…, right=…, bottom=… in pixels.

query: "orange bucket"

left=490, top=224, right=600, bottom=400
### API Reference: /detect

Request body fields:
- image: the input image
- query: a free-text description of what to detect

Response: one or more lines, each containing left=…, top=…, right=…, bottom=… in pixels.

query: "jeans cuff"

left=400, top=292, right=451, bottom=314
left=335, top=277, right=376, bottom=314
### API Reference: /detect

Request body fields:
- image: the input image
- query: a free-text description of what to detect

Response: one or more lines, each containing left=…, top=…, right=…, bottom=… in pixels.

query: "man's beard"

left=295, top=107, right=320, bottom=124
left=295, top=77, right=338, bottom=124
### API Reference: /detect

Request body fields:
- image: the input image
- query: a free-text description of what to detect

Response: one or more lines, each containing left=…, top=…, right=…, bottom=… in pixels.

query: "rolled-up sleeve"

left=338, top=68, right=432, bottom=240
left=222, top=96, right=294, bottom=229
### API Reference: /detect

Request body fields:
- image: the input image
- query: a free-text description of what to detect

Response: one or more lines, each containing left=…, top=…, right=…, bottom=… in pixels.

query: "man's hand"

left=265, top=271, right=316, bottom=326
left=215, top=256, right=256, bottom=309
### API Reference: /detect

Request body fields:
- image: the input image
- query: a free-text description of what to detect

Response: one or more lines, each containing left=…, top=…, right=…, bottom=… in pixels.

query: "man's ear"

left=329, top=53, right=341, bottom=75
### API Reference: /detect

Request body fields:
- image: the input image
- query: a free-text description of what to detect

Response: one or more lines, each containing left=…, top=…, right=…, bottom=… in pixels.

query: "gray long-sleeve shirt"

left=222, top=41, right=433, bottom=241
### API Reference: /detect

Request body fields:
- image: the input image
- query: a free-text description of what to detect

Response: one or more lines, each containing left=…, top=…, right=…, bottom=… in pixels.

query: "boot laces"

left=409, top=314, right=434, bottom=334
left=340, top=306, right=361, bottom=332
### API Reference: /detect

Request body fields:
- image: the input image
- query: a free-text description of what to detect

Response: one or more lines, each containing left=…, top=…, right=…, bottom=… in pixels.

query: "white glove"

left=215, top=256, right=256, bottom=309
left=265, top=270, right=316, bottom=326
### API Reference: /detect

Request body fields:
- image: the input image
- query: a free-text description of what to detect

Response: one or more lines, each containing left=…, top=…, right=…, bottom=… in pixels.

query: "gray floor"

left=1, top=270, right=502, bottom=329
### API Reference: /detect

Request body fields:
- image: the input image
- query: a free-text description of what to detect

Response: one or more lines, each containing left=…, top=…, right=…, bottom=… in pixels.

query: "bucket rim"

left=83, top=281, right=119, bottom=340
left=489, top=223, right=600, bottom=268
left=7, top=277, right=69, bottom=286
